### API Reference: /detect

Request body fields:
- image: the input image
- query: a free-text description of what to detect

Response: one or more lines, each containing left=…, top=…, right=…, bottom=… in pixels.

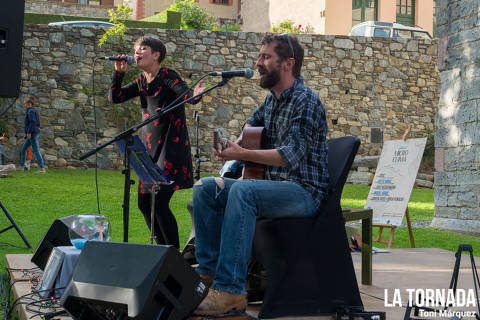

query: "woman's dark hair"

left=261, top=33, right=304, bottom=78
left=134, top=36, right=167, bottom=64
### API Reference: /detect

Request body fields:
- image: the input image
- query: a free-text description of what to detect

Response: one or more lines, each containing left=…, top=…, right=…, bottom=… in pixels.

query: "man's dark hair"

left=134, top=36, right=167, bottom=64
left=25, top=95, right=38, bottom=105
left=261, top=33, right=304, bottom=77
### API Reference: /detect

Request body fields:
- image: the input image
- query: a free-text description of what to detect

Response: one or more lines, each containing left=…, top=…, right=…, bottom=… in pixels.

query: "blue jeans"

left=193, top=177, right=318, bottom=294
left=20, top=134, right=44, bottom=168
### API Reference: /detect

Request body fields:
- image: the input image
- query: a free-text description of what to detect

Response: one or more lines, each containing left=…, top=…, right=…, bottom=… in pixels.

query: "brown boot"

left=199, top=274, right=214, bottom=288
left=193, top=288, right=247, bottom=316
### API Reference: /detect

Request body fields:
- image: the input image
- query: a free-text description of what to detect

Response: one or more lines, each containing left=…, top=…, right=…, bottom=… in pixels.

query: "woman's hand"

left=193, top=80, right=206, bottom=100
left=114, top=54, right=128, bottom=73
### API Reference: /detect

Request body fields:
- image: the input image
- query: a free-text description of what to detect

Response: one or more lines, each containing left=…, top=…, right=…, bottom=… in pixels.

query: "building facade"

left=240, top=0, right=434, bottom=36
left=129, top=0, right=240, bottom=22
left=38, top=0, right=118, bottom=6
left=432, top=0, right=480, bottom=234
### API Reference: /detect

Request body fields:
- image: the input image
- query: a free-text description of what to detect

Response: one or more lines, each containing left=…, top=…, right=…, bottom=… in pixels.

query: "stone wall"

left=0, top=25, right=438, bottom=173
left=25, top=0, right=114, bottom=18
left=432, top=0, right=480, bottom=234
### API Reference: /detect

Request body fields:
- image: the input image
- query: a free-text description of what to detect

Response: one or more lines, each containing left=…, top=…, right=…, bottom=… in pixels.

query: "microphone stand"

left=79, top=76, right=231, bottom=242
left=193, top=110, right=202, bottom=181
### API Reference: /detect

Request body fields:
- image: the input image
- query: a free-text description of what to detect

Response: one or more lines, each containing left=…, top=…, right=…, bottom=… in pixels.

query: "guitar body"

left=241, top=126, right=265, bottom=180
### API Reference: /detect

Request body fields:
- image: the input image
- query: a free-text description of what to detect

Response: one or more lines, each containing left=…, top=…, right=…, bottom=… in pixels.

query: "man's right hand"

left=114, top=54, right=128, bottom=73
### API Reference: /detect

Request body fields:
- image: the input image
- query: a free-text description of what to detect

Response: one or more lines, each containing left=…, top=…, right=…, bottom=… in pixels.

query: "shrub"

left=98, top=4, right=132, bottom=48
left=271, top=20, right=314, bottom=34
left=161, top=0, right=215, bottom=30
left=214, top=22, right=241, bottom=32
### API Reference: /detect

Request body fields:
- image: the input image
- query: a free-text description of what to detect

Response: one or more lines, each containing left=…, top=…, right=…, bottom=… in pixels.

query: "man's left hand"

left=213, top=141, right=244, bottom=161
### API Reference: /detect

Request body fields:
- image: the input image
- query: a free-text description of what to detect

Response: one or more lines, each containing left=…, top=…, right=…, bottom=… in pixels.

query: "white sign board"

left=365, top=138, right=427, bottom=226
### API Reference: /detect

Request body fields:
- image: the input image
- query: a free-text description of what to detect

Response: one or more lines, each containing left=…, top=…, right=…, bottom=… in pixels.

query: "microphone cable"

left=91, top=58, right=101, bottom=215
left=83, top=66, right=211, bottom=217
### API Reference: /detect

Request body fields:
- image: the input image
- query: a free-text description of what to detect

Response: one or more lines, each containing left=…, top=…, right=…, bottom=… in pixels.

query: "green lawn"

left=0, top=169, right=479, bottom=273
left=0, top=169, right=192, bottom=271
left=341, top=184, right=480, bottom=255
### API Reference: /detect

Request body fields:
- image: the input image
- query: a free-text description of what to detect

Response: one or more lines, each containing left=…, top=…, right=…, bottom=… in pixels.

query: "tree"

left=97, top=4, right=141, bottom=127
left=98, top=4, right=132, bottom=48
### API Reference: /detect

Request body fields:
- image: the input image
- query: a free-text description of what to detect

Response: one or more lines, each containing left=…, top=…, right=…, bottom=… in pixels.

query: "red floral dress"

left=109, top=68, right=196, bottom=193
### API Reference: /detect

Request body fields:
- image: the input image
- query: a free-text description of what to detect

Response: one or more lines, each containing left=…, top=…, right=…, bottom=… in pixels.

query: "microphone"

left=209, top=68, right=254, bottom=79
left=98, top=56, right=135, bottom=64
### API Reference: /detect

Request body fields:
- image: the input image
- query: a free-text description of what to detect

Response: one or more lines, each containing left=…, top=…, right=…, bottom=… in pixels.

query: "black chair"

left=253, top=136, right=363, bottom=318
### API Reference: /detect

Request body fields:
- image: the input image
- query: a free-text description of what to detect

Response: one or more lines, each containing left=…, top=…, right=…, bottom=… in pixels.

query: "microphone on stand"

left=209, top=68, right=254, bottom=79
left=98, top=56, right=135, bottom=64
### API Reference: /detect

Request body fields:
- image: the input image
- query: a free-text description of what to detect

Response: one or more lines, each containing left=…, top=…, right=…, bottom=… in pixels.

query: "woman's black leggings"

left=138, top=189, right=179, bottom=248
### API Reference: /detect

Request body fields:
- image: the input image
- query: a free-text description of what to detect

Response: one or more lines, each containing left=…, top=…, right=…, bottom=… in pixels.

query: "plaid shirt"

left=246, top=76, right=329, bottom=209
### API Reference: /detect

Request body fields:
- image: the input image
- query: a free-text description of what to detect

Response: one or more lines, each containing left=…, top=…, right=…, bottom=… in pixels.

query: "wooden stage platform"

left=6, top=248, right=480, bottom=319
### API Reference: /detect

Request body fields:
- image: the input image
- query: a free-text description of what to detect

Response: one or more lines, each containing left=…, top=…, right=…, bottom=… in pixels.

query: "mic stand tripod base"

left=0, top=200, right=32, bottom=248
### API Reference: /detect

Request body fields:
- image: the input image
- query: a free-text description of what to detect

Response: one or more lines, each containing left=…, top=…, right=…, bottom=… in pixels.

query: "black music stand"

left=0, top=200, right=32, bottom=248
left=115, top=135, right=172, bottom=244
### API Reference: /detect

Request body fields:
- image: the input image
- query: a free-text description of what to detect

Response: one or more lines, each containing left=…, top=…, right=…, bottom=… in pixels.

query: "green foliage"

left=166, top=10, right=182, bottom=29
left=24, top=12, right=166, bottom=29
left=271, top=20, right=314, bottom=34
left=214, top=21, right=241, bottom=32
left=98, top=4, right=132, bottom=48
left=142, top=10, right=182, bottom=29
left=161, top=0, right=215, bottom=30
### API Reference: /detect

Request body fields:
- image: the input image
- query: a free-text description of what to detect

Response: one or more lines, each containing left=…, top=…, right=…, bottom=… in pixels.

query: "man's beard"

left=259, top=65, right=281, bottom=89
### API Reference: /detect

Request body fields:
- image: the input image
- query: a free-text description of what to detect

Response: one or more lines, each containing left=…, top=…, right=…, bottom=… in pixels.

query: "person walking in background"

left=18, top=95, right=45, bottom=173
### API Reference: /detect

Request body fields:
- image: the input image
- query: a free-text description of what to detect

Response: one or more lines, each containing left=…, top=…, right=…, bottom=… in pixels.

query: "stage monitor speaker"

left=60, top=241, right=208, bottom=320
left=31, top=215, right=82, bottom=270
left=0, top=0, right=25, bottom=97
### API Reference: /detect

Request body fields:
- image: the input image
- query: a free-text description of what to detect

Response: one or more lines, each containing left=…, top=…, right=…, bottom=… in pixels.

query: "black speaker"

left=60, top=241, right=208, bottom=320
left=0, top=0, right=25, bottom=97
left=31, top=215, right=82, bottom=270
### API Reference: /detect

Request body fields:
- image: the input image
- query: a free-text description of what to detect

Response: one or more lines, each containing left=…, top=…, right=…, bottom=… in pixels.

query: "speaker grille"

left=61, top=241, right=208, bottom=320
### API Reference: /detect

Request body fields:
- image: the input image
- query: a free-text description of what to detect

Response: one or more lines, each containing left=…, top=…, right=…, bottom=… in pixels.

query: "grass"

left=341, top=184, right=480, bottom=256
left=341, top=184, right=435, bottom=222
left=0, top=169, right=192, bottom=271
left=0, top=169, right=479, bottom=274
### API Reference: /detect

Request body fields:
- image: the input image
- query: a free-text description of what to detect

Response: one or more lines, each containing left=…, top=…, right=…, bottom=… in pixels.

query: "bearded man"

left=192, top=33, right=329, bottom=315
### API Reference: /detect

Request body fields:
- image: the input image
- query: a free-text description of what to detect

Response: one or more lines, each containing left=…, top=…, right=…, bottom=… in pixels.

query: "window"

left=412, top=31, right=432, bottom=39
left=373, top=27, right=390, bottom=37
left=211, top=0, right=231, bottom=5
left=393, top=29, right=411, bottom=38
left=396, top=0, right=415, bottom=26
left=352, top=0, right=378, bottom=27
left=350, top=24, right=367, bottom=36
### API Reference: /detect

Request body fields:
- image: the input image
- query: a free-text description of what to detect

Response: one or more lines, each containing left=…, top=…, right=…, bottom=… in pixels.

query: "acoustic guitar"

left=213, top=126, right=265, bottom=180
